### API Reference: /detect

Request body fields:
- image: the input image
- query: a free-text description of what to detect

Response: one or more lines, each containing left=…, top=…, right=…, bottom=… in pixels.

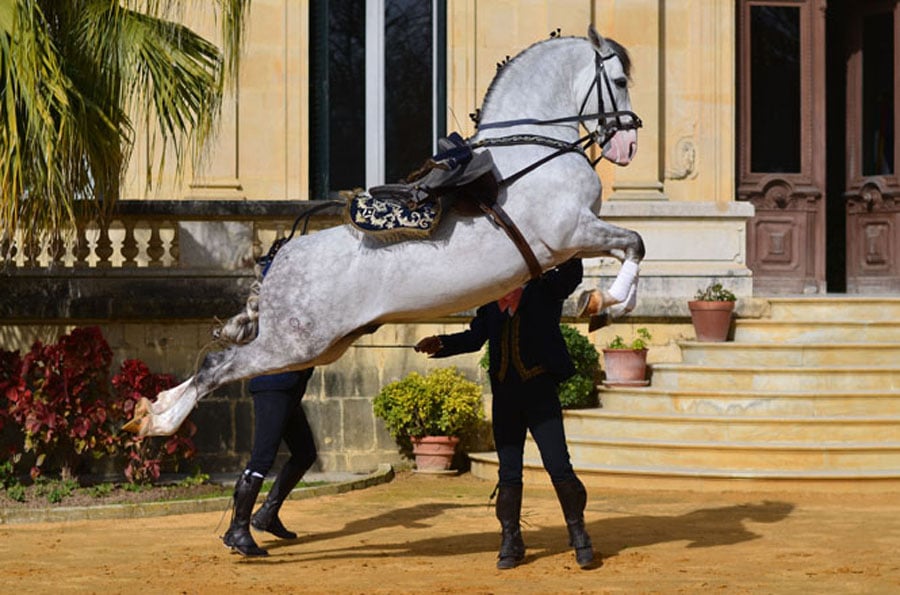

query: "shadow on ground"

left=246, top=499, right=795, bottom=566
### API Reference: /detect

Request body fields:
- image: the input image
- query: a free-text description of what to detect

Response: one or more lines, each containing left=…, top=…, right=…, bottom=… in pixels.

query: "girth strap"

left=478, top=201, right=543, bottom=280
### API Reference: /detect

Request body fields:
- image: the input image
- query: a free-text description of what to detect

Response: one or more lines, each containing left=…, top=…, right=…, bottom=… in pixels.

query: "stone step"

left=648, top=363, right=900, bottom=392
left=561, top=409, right=900, bottom=442
left=599, top=387, right=900, bottom=416
left=678, top=342, right=900, bottom=367
left=468, top=452, right=900, bottom=490
left=523, top=436, right=900, bottom=473
left=766, top=297, right=900, bottom=322
left=733, top=320, right=900, bottom=343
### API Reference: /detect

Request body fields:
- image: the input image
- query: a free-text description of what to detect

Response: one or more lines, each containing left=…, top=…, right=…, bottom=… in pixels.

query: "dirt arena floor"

left=2, top=470, right=899, bottom=594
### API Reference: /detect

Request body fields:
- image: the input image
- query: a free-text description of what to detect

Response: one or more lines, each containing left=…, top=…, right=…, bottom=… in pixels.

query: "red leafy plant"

left=1, top=327, right=195, bottom=483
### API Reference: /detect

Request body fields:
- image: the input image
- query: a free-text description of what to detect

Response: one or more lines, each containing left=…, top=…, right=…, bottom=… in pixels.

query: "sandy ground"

left=1, top=471, right=899, bottom=594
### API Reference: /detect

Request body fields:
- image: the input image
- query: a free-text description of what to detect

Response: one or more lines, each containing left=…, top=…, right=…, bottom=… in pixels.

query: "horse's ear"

left=588, top=24, right=605, bottom=50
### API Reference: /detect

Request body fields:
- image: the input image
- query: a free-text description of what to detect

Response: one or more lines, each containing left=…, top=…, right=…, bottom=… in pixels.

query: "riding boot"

left=553, top=478, right=595, bottom=569
left=222, top=470, right=268, bottom=557
left=251, top=459, right=306, bottom=539
left=495, top=484, right=526, bottom=570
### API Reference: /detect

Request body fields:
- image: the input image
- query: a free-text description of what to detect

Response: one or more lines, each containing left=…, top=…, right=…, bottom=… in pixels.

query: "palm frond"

left=0, top=0, right=249, bottom=245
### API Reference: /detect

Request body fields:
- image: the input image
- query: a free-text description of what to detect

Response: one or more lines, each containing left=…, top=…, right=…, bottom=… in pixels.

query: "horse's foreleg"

left=573, top=216, right=645, bottom=318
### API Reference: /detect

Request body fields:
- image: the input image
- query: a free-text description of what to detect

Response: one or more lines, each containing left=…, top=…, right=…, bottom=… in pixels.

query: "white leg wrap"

left=148, top=383, right=200, bottom=436
left=622, top=278, right=638, bottom=310
left=608, top=260, right=639, bottom=303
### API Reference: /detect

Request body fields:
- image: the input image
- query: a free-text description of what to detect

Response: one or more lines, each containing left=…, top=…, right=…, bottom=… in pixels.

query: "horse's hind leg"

left=124, top=342, right=285, bottom=437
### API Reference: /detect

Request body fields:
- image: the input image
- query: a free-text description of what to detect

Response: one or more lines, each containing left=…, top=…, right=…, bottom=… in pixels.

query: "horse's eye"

left=614, top=78, right=628, bottom=90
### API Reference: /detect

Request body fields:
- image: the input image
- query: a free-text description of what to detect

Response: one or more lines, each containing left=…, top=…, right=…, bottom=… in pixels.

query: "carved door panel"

left=738, top=1, right=827, bottom=294
left=845, top=1, right=900, bottom=293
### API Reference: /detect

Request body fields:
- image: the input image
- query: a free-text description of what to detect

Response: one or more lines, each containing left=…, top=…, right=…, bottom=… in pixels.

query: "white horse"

left=124, top=24, right=644, bottom=437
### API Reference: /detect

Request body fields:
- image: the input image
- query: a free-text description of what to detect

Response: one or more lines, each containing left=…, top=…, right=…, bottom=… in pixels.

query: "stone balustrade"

left=1, top=200, right=344, bottom=271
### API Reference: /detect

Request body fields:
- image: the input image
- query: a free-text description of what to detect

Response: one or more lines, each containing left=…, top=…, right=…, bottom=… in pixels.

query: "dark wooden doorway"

left=738, top=0, right=900, bottom=295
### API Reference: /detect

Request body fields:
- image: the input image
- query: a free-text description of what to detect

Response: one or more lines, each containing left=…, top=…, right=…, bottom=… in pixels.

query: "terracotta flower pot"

left=602, top=348, right=649, bottom=387
left=688, top=300, right=735, bottom=342
left=411, top=435, right=460, bottom=473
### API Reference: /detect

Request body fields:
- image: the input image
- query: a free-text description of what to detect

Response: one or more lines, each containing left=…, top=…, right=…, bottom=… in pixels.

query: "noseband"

left=579, top=51, right=643, bottom=152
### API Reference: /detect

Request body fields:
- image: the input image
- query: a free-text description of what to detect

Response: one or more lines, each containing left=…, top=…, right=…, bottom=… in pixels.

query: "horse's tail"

left=212, top=278, right=261, bottom=345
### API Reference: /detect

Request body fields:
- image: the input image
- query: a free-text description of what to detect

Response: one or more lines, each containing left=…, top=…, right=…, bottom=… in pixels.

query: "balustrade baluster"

left=169, top=223, right=180, bottom=266
left=49, top=234, right=66, bottom=267
left=1, top=233, right=16, bottom=268
left=74, top=225, right=90, bottom=268
left=95, top=225, right=113, bottom=268
left=251, top=224, right=262, bottom=261
left=122, top=221, right=139, bottom=267
left=22, top=235, right=40, bottom=268
left=147, top=222, right=165, bottom=267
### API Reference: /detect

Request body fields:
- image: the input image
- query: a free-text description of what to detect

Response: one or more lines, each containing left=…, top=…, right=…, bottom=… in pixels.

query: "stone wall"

left=0, top=317, right=490, bottom=475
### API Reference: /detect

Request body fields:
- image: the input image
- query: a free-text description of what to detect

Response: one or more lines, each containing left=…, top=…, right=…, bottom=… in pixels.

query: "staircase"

left=469, top=298, right=900, bottom=490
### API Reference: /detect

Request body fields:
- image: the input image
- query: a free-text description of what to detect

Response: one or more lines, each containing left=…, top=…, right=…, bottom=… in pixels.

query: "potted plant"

left=602, top=327, right=652, bottom=387
left=689, top=282, right=737, bottom=342
left=373, top=367, right=485, bottom=473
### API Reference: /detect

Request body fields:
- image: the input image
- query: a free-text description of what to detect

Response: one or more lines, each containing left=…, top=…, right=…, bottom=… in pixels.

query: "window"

left=310, top=0, right=446, bottom=199
left=749, top=5, right=802, bottom=173
left=862, top=11, right=895, bottom=176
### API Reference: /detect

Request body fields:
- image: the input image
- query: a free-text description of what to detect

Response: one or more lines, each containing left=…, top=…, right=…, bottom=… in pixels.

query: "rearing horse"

left=125, top=24, right=645, bottom=437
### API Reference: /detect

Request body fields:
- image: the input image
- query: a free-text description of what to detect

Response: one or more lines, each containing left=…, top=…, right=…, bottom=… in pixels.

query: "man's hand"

left=414, top=336, right=443, bottom=355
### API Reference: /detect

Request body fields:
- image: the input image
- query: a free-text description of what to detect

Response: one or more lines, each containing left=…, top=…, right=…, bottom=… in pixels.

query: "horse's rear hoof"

left=121, top=417, right=142, bottom=434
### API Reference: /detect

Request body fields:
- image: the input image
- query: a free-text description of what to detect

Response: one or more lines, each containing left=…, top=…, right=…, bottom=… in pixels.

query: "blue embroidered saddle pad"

left=347, top=191, right=441, bottom=239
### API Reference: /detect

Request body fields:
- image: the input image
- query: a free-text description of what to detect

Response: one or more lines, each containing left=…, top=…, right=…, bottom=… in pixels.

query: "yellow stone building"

left=4, top=1, right=900, bottom=482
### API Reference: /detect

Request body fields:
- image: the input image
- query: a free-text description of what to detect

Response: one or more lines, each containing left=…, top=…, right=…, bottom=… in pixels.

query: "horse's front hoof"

left=576, top=290, right=603, bottom=317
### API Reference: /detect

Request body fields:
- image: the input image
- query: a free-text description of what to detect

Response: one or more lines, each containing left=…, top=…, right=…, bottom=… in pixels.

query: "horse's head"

left=584, top=25, right=641, bottom=166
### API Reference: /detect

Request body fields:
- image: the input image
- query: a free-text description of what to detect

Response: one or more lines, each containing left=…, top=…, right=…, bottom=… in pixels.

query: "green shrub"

left=558, top=325, right=601, bottom=409
left=374, top=367, right=485, bottom=445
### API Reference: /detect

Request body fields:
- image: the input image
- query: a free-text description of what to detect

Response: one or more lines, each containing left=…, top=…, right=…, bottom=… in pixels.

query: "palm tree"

left=0, top=0, right=248, bottom=246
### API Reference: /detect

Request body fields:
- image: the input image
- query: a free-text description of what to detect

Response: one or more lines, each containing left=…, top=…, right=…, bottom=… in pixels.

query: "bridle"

left=465, top=45, right=643, bottom=280
left=472, top=48, right=643, bottom=188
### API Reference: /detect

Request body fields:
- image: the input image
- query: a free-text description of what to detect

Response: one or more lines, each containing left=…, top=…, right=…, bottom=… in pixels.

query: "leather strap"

left=478, top=201, right=543, bottom=279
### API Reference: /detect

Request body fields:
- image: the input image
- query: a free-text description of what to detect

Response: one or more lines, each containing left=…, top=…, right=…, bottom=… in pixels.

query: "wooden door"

left=845, top=1, right=900, bottom=293
left=738, top=0, right=828, bottom=295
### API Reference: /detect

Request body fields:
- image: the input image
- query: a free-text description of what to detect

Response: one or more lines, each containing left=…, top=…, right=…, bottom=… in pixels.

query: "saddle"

left=346, top=133, right=498, bottom=239
left=346, top=133, right=542, bottom=279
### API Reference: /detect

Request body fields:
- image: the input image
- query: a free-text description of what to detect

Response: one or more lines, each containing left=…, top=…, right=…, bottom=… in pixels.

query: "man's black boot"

left=222, top=470, right=268, bottom=557
left=495, top=484, right=526, bottom=570
left=251, top=459, right=306, bottom=539
left=553, top=478, right=596, bottom=569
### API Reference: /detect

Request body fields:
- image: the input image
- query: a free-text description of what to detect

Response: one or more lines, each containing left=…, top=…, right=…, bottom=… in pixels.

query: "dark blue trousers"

left=246, top=369, right=317, bottom=476
left=491, top=373, right=577, bottom=487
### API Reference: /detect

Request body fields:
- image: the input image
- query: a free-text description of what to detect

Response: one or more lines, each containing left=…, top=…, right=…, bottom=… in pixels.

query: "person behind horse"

left=415, top=258, right=594, bottom=570
left=222, top=368, right=317, bottom=557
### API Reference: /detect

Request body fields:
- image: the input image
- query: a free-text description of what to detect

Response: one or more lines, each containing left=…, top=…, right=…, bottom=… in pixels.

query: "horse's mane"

left=479, top=33, right=631, bottom=115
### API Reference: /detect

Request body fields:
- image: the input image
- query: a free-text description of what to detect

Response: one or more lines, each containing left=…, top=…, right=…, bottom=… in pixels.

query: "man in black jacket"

left=415, top=258, right=595, bottom=570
